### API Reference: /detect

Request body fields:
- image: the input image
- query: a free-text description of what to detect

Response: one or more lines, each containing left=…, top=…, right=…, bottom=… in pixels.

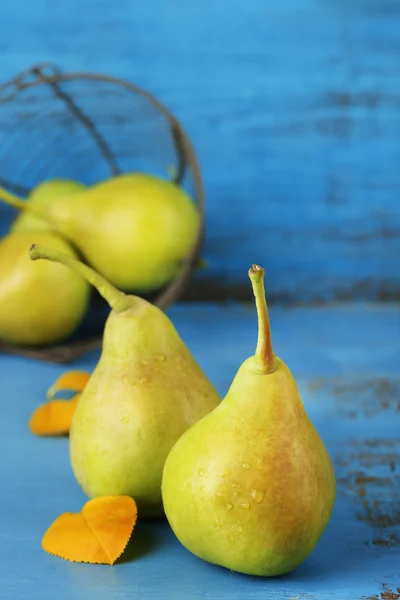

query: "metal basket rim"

left=0, top=66, right=205, bottom=362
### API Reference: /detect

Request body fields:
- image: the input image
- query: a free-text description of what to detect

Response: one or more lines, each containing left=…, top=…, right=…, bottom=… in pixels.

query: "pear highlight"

left=30, top=245, right=220, bottom=516
left=162, top=265, right=336, bottom=576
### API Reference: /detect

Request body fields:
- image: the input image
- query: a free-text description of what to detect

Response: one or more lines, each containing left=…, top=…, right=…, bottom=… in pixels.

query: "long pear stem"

left=248, top=265, right=275, bottom=374
left=30, top=245, right=131, bottom=313
left=0, top=186, right=60, bottom=232
left=0, top=187, right=45, bottom=218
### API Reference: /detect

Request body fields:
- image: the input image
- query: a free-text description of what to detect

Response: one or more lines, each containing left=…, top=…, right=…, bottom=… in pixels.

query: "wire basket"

left=0, top=63, right=204, bottom=363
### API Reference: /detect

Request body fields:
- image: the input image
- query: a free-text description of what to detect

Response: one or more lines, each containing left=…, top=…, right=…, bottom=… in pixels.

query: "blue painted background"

left=0, top=0, right=399, bottom=301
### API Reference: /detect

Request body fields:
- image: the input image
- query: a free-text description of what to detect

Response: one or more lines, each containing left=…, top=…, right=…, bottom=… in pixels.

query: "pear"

left=162, top=265, right=336, bottom=576
left=11, top=179, right=85, bottom=234
left=29, top=245, right=220, bottom=516
left=3, top=173, right=199, bottom=292
left=0, top=233, right=89, bottom=346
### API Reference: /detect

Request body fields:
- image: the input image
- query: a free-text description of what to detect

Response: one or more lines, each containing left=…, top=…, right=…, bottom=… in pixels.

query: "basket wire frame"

left=0, top=64, right=204, bottom=362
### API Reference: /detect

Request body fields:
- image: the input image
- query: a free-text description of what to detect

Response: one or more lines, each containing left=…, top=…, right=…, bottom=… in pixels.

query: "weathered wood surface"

left=0, top=303, right=399, bottom=599
left=0, top=0, right=399, bottom=301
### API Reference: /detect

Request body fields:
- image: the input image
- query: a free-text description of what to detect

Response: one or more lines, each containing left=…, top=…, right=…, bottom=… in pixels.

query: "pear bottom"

left=165, top=509, right=321, bottom=577
left=163, top=465, right=333, bottom=576
left=72, top=465, right=166, bottom=518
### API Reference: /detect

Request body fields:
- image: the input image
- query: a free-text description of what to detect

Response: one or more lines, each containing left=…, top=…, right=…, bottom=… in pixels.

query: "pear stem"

left=248, top=265, right=275, bottom=374
left=0, top=186, right=58, bottom=231
left=30, top=245, right=131, bottom=313
left=0, top=187, right=45, bottom=218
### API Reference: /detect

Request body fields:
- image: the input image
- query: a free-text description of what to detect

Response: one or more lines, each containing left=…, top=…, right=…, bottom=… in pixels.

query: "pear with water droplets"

left=30, top=245, right=220, bottom=516
left=162, top=265, right=336, bottom=576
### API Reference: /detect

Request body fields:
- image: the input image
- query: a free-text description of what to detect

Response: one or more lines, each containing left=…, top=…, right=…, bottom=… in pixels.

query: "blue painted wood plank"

left=0, top=0, right=399, bottom=301
left=0, top=303, right=399, bottom=599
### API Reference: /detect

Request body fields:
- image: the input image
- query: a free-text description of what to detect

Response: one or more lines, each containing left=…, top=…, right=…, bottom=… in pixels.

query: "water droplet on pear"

left=251, top=489, right=264, bottom=503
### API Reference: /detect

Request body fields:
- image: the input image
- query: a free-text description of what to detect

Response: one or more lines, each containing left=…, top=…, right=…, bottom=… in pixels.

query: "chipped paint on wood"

left=364, top=583, right=400, bottom=599
left=307, top=378, right=400, bottom=419
left=336, top=439, right=400, bottom=547
left=307, top=374, right=400, bottom=552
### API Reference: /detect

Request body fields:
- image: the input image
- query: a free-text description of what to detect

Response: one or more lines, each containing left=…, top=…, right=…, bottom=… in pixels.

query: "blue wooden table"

left=1, top=302, right=399, bottom=599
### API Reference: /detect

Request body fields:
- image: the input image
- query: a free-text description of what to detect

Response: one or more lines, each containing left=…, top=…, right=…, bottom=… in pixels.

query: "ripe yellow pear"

left=0, top=233, right=89, bottom=346
left=162, top=265, right=336, bottom=576
left=1, top=174, right=199, bottom=292
left=11, top=179, right=85, bottom=233
left=30, top=245, right=220, bottom=516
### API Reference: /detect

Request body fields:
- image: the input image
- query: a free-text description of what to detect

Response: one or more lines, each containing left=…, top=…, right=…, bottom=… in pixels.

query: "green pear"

left=0, top=233, right=89, bottom=346
left=29, top=245, right=220, bottom=516
left=11, top=179, right=85, bottom=234
left=3, top=173, right=199, bottom=292
left=162, top=265, right=336, bottom=576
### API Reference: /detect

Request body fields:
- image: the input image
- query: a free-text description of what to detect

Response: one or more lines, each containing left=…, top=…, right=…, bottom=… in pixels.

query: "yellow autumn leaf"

left=29, top=394, right=81, bottom=436
left=42, top=496, right=137, bottom=565
left=47, top=370, right=91, bottom=400
left=29, top=370, right=91, bottom=436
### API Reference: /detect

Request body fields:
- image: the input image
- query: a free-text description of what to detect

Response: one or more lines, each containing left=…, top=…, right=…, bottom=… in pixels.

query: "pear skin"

left=30, top=245, right=220, bottom=517
left=11, top=179, right=85, bottom=234
left=4, top=173, right=199, bottom=292
left=162, top=265, right=336, bottom=576
left=0, top=232, right=89, bottom=346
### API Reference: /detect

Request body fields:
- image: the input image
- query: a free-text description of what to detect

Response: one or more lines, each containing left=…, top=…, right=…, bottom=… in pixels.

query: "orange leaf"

left=47, top=370, right=91, bottom=400
left=29, top=394, right=80, bottom=436
left=42, top=496, right=137, bottom=565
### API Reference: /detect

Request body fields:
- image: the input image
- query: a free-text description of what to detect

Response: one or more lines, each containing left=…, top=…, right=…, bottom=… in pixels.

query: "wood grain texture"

left=0, top=0, right=399, bottom=301
left=0, top=303, right=399, bottom=599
